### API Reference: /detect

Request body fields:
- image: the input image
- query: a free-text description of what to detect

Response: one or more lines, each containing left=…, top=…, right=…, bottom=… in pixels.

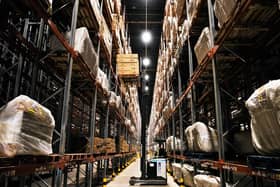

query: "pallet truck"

left=129, top=138, right=167, bottom=185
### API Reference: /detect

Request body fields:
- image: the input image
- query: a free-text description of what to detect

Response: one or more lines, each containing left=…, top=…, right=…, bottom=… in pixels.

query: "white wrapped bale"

left=0, top=95, right=55, bottom=157
left=194, top=174, right=220, bottom=187
left=97, top=68, right=109, bottom=92
left=74, top=27, right=98, bottom=76
left=166, top=136, right=185, bottom=152
left=194, top=27, right=211, bottom=65
left=182, top=164, right=195, bottom=187
left=49, top=27, right=98, bottom=76
left=171, top=163, right=182, bottom=180
left=214, top=0, right=237, bottom=28
left=185, top=122, right=218, bottom=152
left=246, top=80, right=280, bottom=154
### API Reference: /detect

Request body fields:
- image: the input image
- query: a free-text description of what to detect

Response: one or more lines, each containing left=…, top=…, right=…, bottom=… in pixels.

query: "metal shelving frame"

left=153, top=0, right=280, bottom=186
left=0, top=0, right=138, bottom=186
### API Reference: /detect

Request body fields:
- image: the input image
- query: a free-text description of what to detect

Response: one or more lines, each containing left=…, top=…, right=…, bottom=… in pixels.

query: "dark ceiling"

left=123, top=0, right=166, bottom=125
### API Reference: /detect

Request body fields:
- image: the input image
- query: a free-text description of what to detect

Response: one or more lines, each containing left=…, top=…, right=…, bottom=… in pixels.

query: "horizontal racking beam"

left=0, top=152, right=136, bottom=176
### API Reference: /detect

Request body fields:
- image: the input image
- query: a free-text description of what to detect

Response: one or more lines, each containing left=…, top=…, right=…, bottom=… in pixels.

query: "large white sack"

left=246, top=80, right=280, bottom=154
left=194, top=174, right=220, bottom=187
left=185, top=122, right=219, bottom=152
left=0, top=95, right=55, bottom=157
left=182, top=164, right=195, bottom=187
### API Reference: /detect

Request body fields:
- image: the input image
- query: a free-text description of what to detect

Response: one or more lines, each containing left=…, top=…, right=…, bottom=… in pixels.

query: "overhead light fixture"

left=141, top=30, right=152, bottom=44
left=143, top=57, right=150, bottom=67
left=145, top=86, right=149, bottom=91
left=144, top=74, right=149, bottom=81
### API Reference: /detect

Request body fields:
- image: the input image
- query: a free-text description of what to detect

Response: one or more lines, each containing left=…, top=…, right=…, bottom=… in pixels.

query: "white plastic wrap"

left=194, top=174, right=220, bottom=187
left=49, top=27, right=98, bottom=76
left=185, top=122, right=218, bottom=152
left=109, top=91, right=117, bottom=107
left=214, top=0, right=237, bottom=28
left=97, top=68, right=109, bottom=92
left=171, top=163, right=182, bottom=180
left=194, top=27, right=211, bottom=65
left=246, top=80, right=280, bottom=154
left=182, top=164, right=195, bottom=187
left=74, top=27, right=98, bottom=76
left=166, top=136, right=185, bottom=152
left=0, top=95, right=55, bottom=157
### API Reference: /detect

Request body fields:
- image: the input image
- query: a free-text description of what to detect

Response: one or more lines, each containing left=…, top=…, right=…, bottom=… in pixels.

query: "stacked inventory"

left=148, top=0, right=280, bottom=186
left=0, top=0, right=139, bottom=186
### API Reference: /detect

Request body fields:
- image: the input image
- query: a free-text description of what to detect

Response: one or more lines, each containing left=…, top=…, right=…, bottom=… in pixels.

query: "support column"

left=207, top=0, right=225, bottom=186
left=56, top=0, right=79, bottom=186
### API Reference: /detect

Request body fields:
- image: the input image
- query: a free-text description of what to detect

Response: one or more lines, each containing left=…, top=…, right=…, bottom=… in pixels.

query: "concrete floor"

left=107, top=159, right=179, bottom=187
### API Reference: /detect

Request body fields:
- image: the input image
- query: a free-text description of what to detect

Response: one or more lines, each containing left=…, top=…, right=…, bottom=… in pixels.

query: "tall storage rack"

left=0, top=0, right=138, bottom=186
left=149, top=0, right=280, bottom=186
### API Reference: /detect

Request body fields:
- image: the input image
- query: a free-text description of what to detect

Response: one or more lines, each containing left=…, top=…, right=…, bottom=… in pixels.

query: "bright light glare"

left=145, top=86, right=149, bottom=91
left=144, top=74, right=149, bottom=81
left=143, top=57, right=150, bottom=67
left=141, top=30, right=152, bottom=44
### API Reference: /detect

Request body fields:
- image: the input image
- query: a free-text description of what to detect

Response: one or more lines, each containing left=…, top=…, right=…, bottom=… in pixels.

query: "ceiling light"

left=143, top=57, right=150, bottom=67
left=145, top=86, right=149, bottom=91
left=141, top=30, right=152, bottom=44
left=144, top=74, right=149, bottom=81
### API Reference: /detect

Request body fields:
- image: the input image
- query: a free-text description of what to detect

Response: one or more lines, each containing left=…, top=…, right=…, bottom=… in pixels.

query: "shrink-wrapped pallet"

left=185, top=122, right=218, bottom=152
left=97, top=68, right=109, bottom=93
left=214, top=0, right=237, bottom=28
left=166, top=136, right=185, bottom=152
left=0, top=95, right=55, bottom=157
left=100, top=16, right=112, bottom=59
left=194, top=174, right=220, bottom=187
left=171, top=163, right=182, bottom=180
left=246, top=80, right=280, bottom=154
left=182, top=164, right=195, bottom=187
left=109, top=91, right=121, bottom=109
left=49, top=27, right=98, bottom=76
left=194, top=27, right=211, bottom=65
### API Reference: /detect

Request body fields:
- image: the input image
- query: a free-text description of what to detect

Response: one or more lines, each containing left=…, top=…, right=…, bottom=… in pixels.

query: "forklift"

left=129, top=136, right=167, bottom=185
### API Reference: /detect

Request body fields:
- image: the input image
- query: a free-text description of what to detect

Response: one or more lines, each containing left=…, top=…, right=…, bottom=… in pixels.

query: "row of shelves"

left=0, top=0, right=140, bottom=186
left=0, top=152, right=136, bottom=176
left=149, top=0, right=280, bottom=186
left=168, top=154, right=280, bottom=181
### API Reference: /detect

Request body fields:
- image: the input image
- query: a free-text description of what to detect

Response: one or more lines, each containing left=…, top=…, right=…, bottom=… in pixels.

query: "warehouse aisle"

left=107, top=159, right=179, bottom=187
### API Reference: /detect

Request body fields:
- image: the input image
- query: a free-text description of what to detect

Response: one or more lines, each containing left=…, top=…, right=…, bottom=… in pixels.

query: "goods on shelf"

left=194, top=27, right=211, bottom=65
left=163, top=95, right=174, bottom=120
left=87, top=137, right=116, bottom=154
left=214, top=0, right=237, bottom=28
left=185, top=122, right=218, bottom=152
left=113, top=0, right=121, bottom=15
left=246, top=80, right=280, bottom=154
left=193, top=174, right=220, bottom=187
left=74, top=27, right=98, bottom=76
left=188, top=0, right=202, bottom=25
left=100, top=16, right=113, bottom=59
left=120, top=136, right=129, bottom=153
left=49, top=27, right=98, bottom=76
left=0, top=95, right=55, bottom=157
left=177, top=19, right=189, bottom=50
left=116, top=54, right=139, bottom=77
left=182, top=164, right=195, bottom=187
left=166, top=136, right=185, bottom=152
left=171, top=163, right=182, bottom=181
left=91, top=0, right=102, bottom=26
left=109, top=91, right=121, bottom=109
left=97, top=68, right=110, bottom=93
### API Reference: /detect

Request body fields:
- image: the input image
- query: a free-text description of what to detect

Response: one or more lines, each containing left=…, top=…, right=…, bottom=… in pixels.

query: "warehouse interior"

left=0, top=0, right=280, bottom=187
